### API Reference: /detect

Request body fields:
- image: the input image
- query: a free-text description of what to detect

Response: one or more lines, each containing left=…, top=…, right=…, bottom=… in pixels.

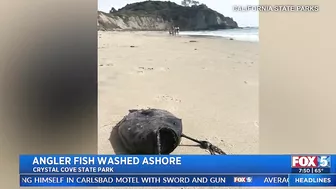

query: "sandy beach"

left=98, top=31, right=259, bottom=156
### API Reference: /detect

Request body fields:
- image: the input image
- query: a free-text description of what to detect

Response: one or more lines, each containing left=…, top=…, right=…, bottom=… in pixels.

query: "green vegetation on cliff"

left=99, top=1, right=238, bottom=31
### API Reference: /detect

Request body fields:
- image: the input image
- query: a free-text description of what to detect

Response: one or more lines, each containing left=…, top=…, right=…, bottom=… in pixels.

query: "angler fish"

left=115, top=108, right=226, bottom=155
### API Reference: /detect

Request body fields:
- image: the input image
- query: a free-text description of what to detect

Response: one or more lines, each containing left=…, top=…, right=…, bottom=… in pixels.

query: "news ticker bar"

left=20, top=155, right=333, bottom=174
left=20, top=174, right=335, bottom=187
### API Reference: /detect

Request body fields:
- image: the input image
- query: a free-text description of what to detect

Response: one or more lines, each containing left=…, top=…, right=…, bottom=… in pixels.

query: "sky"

left=98, top=0, right=259, bottom=27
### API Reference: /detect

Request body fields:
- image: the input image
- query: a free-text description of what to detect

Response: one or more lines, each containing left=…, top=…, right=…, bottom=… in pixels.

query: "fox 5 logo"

left=292, top=155, right=330, bottom=168
left=318, top=156, right=330, bottom=167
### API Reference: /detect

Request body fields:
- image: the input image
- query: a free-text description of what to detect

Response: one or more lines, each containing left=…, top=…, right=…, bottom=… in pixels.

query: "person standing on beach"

left=169, top=28, right=172, bottom=35
left=175, top=26, right=180, bottom=35
left=171, top=26, right=176, bottom=36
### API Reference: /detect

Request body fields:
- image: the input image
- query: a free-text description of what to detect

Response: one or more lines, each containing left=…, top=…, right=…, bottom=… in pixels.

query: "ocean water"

left=179, top=27, right=259, bottom=42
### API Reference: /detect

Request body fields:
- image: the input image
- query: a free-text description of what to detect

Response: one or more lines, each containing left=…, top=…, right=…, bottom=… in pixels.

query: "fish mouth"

left=156, top=127, right=179, bottom=154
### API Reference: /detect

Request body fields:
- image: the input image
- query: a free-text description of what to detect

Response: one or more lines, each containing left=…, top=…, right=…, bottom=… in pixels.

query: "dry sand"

left=98, top=31, right=259, bottom=156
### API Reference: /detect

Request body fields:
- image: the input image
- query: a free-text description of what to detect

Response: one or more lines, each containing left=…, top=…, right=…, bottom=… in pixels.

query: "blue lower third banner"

left=19, top=174, right=336, bottom=187
left=18, top=155, right=335, bottom=174
left=20, top=155, right=290, bottom=174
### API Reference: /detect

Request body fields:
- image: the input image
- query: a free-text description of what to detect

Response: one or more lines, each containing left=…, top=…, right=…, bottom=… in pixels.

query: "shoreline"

left=98, top=30, right=259, bottom=43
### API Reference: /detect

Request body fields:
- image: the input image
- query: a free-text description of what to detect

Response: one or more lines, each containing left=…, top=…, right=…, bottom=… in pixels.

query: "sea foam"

left=179, top=28, right=259, bottom=42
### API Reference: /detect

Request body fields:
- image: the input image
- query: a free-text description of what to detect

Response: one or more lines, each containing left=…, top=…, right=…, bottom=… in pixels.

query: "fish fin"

left=128, top=109, right=138, bottom=113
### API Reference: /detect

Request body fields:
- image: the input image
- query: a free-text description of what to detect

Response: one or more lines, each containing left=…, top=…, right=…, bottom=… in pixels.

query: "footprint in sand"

left=155, top=95, right=182, bottom=103
left=98, top=63, right=114, bottom=67
left=135, top=66, right=155, bottom=74
left=142, top=67, right=154, bottom=70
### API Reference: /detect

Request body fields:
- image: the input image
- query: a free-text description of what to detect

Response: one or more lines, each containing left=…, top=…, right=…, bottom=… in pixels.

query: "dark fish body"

left=116, top=109, right=183, bottom=154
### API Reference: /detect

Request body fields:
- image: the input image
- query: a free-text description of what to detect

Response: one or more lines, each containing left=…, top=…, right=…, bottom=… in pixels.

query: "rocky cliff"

left=98, top=1, right=238, bottom=31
